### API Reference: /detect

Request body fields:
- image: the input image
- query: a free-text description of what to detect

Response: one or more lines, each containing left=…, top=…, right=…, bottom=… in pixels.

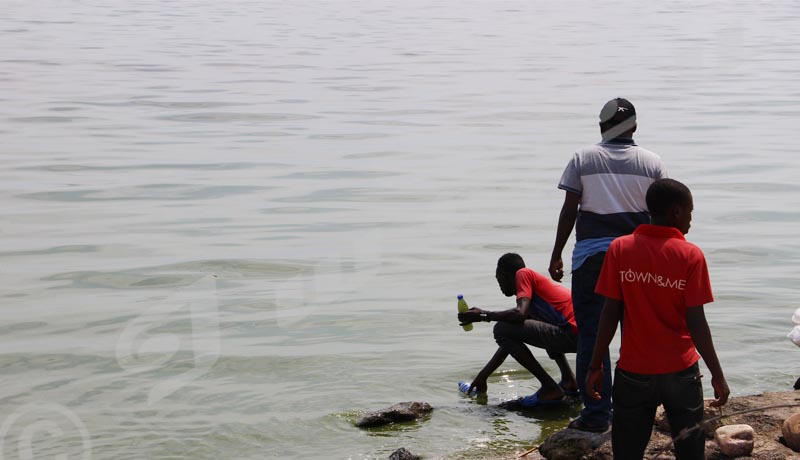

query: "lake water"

left=2, top=1, right=800, bottom=459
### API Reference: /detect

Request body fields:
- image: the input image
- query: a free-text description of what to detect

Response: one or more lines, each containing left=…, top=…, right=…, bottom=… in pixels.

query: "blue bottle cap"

left=457, top=294, right=463, bottom=299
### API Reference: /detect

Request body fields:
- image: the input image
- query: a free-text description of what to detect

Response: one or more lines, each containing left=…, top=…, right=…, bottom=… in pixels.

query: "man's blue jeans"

left=572, top=252, right=612, bottom=425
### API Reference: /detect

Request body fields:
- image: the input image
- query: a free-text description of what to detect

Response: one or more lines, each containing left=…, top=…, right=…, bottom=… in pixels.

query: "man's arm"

left=586, top=298, right=623, bottom=400
left=458, top=297, right=531, bottom=325
left=686, top=305, right=730, bottom=407
left=468, top=348, right=509, bottom=395
left=549, top=191, right=581, bottom=282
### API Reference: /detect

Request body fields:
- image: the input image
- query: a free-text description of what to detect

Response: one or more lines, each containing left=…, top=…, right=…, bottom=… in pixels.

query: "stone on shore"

left=714, top=424, right=755, bottom=457
left=782, top=413, right=800, bottom=452
left=654, top=405, right=720, bottom=437
left=355, top=401, right=433, bottom=428
left=389, top=447, right=421, bottom=460
left=538, top=428, right=610, bottom=460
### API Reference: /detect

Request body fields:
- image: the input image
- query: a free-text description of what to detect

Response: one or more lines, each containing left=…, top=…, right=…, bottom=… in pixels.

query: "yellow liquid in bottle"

left=458, top=295, right=472, bottom=331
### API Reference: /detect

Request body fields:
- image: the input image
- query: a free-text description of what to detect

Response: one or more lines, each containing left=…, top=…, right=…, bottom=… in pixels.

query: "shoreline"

left=445, top=390, right=800, bottom=460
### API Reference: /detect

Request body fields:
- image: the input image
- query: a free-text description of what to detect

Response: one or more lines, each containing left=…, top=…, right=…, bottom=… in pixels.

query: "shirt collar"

left=601, top=137, right=636, bottom=145
left=633, top=224, right=686, bottom=240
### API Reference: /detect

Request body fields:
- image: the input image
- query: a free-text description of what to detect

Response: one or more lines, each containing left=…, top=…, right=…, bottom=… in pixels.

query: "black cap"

left=599, top=98, right=636, bottom=139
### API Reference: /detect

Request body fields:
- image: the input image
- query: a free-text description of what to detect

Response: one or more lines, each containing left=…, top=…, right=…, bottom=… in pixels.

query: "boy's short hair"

left=646, top=179, right=692, bottom=216
left=497, top=253, right=525, bottom=273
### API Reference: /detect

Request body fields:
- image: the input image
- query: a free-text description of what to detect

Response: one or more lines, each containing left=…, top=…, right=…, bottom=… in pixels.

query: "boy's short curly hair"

left=646, top=179, right=692, bottom=216
left=497, top=253, right=525, bottom=273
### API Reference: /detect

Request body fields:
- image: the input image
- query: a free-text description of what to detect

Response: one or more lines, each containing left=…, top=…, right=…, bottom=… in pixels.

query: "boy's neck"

left=649, top=217, right=678, bottom=229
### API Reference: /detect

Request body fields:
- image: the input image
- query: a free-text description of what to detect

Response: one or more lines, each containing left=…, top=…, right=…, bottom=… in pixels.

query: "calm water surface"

left=2, top=1, right=800, bottom=459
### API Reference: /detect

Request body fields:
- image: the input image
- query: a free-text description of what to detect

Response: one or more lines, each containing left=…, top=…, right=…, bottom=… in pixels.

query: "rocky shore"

left=363, top=391, right=800, bottom=460
left=476, top=390, right=800, bottom=460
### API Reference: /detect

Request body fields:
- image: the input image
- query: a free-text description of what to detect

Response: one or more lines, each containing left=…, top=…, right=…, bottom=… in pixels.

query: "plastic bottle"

left=457, top=294, right=472, bottom=331
left=458, top=381, right=478, bottom=396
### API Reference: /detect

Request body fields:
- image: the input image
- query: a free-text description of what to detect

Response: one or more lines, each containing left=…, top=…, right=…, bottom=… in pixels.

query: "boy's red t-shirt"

left=595, top=224, right=714, bottom=374
left=515, top=268, right=578, bottom=334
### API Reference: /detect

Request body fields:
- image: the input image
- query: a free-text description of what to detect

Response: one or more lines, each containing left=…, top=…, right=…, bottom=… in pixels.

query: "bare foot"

left=558, top=380, right=579, bottom=396
left=536, top=385, right=565, bottom=401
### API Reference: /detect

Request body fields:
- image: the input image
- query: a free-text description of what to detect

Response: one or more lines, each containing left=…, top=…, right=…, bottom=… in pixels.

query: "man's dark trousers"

left=572, top=252, right=612, bottom=426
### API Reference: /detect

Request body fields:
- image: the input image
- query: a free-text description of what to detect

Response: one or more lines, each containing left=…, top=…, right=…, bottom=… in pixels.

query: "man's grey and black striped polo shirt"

left=558, top=139, right=667, bottom=242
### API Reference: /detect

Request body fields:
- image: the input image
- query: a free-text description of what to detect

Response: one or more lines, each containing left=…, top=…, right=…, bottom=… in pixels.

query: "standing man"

left=548, top=98, right=667, bottom=432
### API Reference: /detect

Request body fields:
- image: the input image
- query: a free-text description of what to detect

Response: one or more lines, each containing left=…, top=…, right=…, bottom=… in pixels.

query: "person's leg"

left=545, top=331, right=578, bottom=393
left=661, top=363, right=705, bottom=460
left=493, top=321, right=563, bottom=400
left=612, top=367, right=658, bottom=460
left=571, top=252, right=612, bottom=427
left=551, top=352, right=577, bottom=393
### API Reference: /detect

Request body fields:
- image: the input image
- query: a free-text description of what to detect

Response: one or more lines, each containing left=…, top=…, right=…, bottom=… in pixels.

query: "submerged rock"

left=355, top=401, right=433, bottom=428
left=388, top=447, right=421, bottom=460
left=714, top=424, right=755, bottom=457
left=538, top=428, right=610, bottom=460
left=782, top=413, right=800, bottom=452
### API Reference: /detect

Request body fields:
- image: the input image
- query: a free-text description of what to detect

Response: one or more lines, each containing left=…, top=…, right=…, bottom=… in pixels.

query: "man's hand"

left=549, top=256, right=564, bottom=282
left=458, top=307, right=485, bottom=326
left=586, top=367, right=603, bottom=400
left=709, top=375, right=730, bottom=407
left=469, top=377, right=488, bottom=395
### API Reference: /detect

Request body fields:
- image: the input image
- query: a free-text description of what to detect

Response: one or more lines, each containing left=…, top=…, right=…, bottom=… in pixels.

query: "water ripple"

left=157, top=112, right=320, bottom=123
left=19, top=184, right=273, bottom=202
left=44, top=259, right=315, bottom=289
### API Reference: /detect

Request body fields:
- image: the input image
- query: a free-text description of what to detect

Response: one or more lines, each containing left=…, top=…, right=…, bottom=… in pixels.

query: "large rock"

left=539, top=428, right=610, bottom=460
left=355, top=401, right=433, bottom=428
left=388, top=447, right=421, bottom=460
left=714, top=424, right=755, bottom=457
left=782, top=413, right=800, bottom=452
left=654, top=402, right=721, bottom=438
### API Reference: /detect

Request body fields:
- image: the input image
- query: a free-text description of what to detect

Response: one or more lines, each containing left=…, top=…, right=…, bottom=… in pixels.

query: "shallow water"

left=2, top=1, right=800, bottom=459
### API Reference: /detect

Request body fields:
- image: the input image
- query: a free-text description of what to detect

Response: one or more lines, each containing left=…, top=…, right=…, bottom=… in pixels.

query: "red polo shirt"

left=595, top=224, right=714, bottom=374
left=516, top=268, right=578, bottom=334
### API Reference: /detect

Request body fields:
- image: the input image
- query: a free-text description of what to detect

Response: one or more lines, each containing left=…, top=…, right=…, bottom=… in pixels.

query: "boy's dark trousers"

left=612, top=363, right=705, bottom=460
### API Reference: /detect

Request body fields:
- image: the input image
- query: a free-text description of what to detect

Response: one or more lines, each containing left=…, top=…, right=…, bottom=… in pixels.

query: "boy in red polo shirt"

left=586, top=179, right=730, bottom=460
left=458, top=253, right=579, bottom=407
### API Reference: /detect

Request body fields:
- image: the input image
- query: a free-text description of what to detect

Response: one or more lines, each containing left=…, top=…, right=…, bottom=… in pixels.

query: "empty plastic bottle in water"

left=458, top=381, right=478, bottom=396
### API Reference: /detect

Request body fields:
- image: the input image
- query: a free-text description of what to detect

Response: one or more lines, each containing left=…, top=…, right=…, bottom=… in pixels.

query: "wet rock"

left=388, top=447, right=421, bottom=460
left=794, top=377, right=800, bottom=390
left=539, top=428, right=610, bottom=460
left=654, top=402, right=720, bottom=438
left=782, top=413, right=800, bottom=452
left=355, top=401, right=433, bottom=428
left=714, top=424, right=755, bottom=457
